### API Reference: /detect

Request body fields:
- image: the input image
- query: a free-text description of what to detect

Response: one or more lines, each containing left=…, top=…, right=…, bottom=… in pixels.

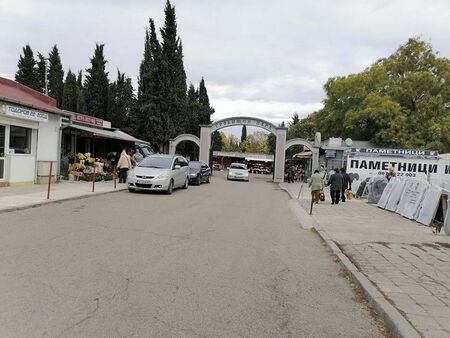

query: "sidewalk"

left=0, top=180, right=126, bottom=212
left=281, top=181, right=450, bottom=338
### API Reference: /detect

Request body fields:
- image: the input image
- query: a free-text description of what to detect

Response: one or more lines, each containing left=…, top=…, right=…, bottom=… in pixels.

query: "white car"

left=227, top=163, right=249, bottom=182
left=127, top=154, right=189, bottom=194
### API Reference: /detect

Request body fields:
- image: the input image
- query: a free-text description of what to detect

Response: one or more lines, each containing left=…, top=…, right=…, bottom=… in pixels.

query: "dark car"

left=188, top=161, right=211, bottom=185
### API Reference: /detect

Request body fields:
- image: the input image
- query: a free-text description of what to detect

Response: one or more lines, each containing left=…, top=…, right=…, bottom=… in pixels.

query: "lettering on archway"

left=211, top=117, right=277, bottom=133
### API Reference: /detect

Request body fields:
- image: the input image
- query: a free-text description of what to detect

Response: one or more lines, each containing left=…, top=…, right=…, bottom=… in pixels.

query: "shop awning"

left=66, top=123, right=149, bottom=145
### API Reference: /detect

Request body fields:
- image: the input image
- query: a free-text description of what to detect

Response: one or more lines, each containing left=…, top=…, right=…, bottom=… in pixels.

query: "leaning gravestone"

left=378, top=178, right=396, bottom=209
left=397, top=179, right=429, bottom=219
left=416, top=185, right=442, bottom=226
left=368, top=177, right=388, bottom=204
left=385, top=179, right=406, bottom=212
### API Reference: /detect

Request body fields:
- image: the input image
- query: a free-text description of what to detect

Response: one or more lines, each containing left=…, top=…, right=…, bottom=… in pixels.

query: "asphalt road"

left=0, top=172, right=382, bottom=337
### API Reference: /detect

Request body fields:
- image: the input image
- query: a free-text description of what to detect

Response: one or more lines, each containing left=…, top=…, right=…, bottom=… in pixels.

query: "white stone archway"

left=198, top=116, right=287, bottom=182
left=285, top=138, right=320, bottom=171
left=169, top=134, right=200, bottom=155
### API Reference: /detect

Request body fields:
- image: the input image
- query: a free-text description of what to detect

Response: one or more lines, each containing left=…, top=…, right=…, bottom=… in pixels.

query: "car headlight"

left=156, top=173, right=170, bottom=179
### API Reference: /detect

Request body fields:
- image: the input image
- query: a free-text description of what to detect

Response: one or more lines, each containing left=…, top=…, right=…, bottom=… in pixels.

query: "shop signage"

left=346, top=147, right=439, bottom=159
left=2, top=105, right=48, bottom=122
left=73, top=113, right=104, bottom=127
left=347, top=155, right=450, bottom=181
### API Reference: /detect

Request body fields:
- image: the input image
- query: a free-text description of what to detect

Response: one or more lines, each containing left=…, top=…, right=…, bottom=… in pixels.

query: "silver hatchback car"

left=127, top=154, right=189, bottom=194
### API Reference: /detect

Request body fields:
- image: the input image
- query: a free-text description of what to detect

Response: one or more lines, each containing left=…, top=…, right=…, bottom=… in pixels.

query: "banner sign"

left=3, top=105, right=48, bottom=122
left=347, top=156, right=450, bottom=180
left=346, top=148, right=439, bottom=159
left=74, top=113, right=104, bottom=127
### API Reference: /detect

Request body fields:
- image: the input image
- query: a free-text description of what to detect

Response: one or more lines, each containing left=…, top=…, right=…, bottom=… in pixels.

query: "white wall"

left=8, top=155, right=35, bottom=183
left=36, top=114, right=61, bottom=177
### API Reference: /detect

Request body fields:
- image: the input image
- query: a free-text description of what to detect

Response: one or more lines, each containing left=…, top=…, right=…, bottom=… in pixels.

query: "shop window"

left=9, top=126, right=32, bottom=154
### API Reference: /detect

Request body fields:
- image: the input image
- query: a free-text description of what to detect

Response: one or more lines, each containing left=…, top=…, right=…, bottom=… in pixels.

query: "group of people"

left=117, top=149, right=144, bottom=183
left=286, top=165, right=305, bottom=183
left=308, top=168, right=351, bottom=205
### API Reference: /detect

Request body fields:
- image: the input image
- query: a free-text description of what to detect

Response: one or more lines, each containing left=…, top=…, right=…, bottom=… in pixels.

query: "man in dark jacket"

left=340, top=168, right=351, bottom=202
left=327, top=168, right=343, bottom=205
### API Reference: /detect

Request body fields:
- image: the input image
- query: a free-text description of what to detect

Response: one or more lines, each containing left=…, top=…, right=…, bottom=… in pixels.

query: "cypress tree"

left=160, top=0, right=187, bottom=137
left=84, top=44, right=109, bottom=119
left=48, top=45, right=64, bottom=107
left=35, top=52, right=47, bottom=93
left=187, top=83, right=198, bottom=103
left=108, top=70, right=135, bottom=133
left=62, top=70, right=78, bottom=111
left=241, top=125, right=247, bottom=144
left=197, top=77, right=214, bottom=125
left=137, top=19, right=167, bottom=149
left=76, top=71, right=86, bottom=113
left=15, top=45, right=39, bottom=90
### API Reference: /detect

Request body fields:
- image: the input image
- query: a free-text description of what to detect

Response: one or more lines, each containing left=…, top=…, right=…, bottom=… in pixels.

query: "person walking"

left=132, top=149, right=144, bottom=167
left=117, top=149, right=132, bottom=183
left=327, top=168, right=343, bottom=205
left=340, top=168, right=351, bottom=202
left=308, top=169, right=324, bottom=204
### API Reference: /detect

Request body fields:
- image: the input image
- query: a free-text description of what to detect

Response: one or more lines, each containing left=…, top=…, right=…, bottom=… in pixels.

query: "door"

left=0, top=125, right=5, bottom=180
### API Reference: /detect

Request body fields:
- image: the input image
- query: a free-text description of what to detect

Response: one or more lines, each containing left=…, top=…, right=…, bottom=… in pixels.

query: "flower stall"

left=68, top=152, right=115, bottom=182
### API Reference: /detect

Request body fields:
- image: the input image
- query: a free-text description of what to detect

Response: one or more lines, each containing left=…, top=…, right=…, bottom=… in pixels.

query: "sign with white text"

left=2, top=105, right=48, bottom=122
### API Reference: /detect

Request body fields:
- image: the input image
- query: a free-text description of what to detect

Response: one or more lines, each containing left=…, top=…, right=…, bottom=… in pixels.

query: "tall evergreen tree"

left=76, top=71, right=86, bottom=113
left=48, top=45, right=64, bottom=107
left=15, top=45, right=39, bottom=90
left=137, top=19, right=167, bottom=149
left=62, top=70, right=78, bottom=111
left=187, top=83, right=198, bottom=103
left=241, top=125, right=247, bottom=144
left=197, top=77, right=214, bottom=125
left=108, top=70, right=135, bottom=133
left=84, top=44, right=109, bottom=119
left=35, top=52, right=47, bottom=93
left=160, top=0, right=187, bottom=136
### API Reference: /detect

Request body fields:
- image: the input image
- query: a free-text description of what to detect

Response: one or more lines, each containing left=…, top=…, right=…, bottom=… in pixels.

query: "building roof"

left=0, top=77, right=69, bottom=116
left=66, top=123, right=150, bottom=145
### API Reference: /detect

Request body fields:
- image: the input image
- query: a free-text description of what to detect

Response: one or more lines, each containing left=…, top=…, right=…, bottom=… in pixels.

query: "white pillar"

left=168, top=140, right=175, bottom=155
left=312, top=148, right=320, bottom=171
left=199, top=125, right=211, bottom=164
left=274, top=127, right=287, bottom=182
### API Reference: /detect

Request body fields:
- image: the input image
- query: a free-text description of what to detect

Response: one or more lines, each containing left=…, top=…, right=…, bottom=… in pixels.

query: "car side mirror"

left=174, top=164, right=181, bottom=170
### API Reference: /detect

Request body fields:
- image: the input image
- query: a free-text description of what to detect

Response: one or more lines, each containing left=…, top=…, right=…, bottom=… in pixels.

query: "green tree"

left=48, top=45, right=64, bottom=107
left=240, top=131, right=270, bottom=154
left=160, top=0, right=188, bottom=136
left=198, top=77, right=214, bottom=125
left=62, top=70, right=78, bottom=111
left=15, top=45, right=39, bottom=90
left=137, top=19, right=167, bottom=149
left=76, top=71, right=86, bottom=113
left=267, top=133, right=276, bottom=154
left=241, top=125, right=247, bottom=144
left=84, top=44, right=109, bottom=119
left=287, top=114, right=317, bottom=140
left=35, top=52, right=47, bottom=93
left=211, top=131, right=223, bottom=151
left=290, top=112, right=300, bottom=125
left=108, top=70, right=136, bottom=133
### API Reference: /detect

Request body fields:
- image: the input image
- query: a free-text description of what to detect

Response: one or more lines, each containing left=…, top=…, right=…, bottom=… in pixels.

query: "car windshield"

left=138, top=156, right=172, bottom=169
left=230, top=164, right=247, bottom=170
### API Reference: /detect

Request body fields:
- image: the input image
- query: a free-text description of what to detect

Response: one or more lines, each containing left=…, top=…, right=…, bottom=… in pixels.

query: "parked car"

left=188, top=161, right=211, bottom=185
left=127, top=154, right=189, bottom=194
left=227, top=163, right=249, bottom=182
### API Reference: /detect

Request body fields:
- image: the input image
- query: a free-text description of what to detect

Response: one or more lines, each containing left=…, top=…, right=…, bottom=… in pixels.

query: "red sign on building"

left=73, top=113, right=104, bottom=127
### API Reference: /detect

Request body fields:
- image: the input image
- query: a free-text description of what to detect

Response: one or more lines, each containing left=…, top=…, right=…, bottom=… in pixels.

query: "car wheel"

left=128, top=188, right=136, bottom=193
left=182, top=177, right=189, bottom=189
left=166, top=180, right=174, bottom=194
left=206, top=175, right=210, bottom=183
left=196, top=175, right=201, bottom=185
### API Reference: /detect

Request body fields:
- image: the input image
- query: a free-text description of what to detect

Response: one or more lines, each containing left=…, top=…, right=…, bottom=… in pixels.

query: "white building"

left=0, top=77, right=69, bottom=186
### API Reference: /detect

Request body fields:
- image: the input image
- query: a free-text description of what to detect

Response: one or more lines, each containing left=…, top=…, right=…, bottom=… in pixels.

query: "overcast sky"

left=1, top=0, right=450, bottom=126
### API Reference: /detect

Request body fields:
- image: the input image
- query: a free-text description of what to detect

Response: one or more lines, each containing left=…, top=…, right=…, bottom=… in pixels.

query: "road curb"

left=0, top=187, right=127, bottom=214
left=279, top=183, right=421, bottom=338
